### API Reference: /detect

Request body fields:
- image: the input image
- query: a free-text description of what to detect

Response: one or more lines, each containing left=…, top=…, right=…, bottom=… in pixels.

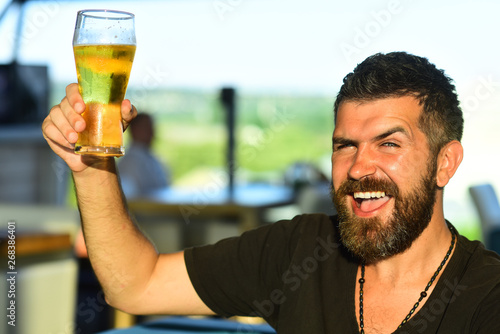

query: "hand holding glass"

left=73, top=9, right=136, bottom=156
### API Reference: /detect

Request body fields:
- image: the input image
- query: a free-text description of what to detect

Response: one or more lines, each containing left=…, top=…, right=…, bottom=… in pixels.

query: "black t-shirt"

left=184, top=214, right=500, bottom=333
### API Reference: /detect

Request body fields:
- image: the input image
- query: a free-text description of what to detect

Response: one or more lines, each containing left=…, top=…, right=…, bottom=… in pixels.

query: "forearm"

left=73, top=158, right=158, bottom=308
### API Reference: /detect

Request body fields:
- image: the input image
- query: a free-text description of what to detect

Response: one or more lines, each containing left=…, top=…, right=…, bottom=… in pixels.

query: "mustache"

left=333, top=177, right=400, bottom=198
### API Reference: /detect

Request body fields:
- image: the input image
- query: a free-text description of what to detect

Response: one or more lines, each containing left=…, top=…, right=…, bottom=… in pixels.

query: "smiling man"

left=328, top=52, right=473, bottom=332
left=332, top=96, right=442, bottom=263
left=42, top=52, right=500, bottom=333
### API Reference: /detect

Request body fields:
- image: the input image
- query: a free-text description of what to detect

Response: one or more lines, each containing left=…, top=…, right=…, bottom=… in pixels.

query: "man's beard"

left=331, top=160, right=438, bottom=264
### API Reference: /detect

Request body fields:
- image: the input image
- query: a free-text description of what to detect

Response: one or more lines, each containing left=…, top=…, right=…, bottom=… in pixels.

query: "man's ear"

left=436, top=140, right=463, bottom=188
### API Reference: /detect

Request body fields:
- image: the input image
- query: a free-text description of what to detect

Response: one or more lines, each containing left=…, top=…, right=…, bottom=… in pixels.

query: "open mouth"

left=352, top=191, right=392, bottom=214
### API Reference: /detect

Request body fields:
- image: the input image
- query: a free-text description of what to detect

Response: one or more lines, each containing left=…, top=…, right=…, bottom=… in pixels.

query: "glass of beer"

left=73, top=9, right=136, bottom=156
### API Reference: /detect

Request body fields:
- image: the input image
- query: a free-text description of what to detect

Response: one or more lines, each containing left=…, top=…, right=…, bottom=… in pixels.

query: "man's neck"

left=354, top=197, right=458, bottom=333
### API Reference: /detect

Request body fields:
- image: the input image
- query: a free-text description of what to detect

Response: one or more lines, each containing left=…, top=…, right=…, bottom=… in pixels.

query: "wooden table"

left=131, top=183, right=293, bottom=222
left=0, top=230, right=75, bottom=334
left=128, top=184, right=295, bottom=246
left=0, top=231, right=72, bottom=256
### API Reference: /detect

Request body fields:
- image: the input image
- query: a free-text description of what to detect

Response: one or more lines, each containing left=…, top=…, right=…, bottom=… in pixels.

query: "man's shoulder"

left=451, top=235, right=500, bottom=331
left=457, top=234, right=500, bottom=269
left=264, top=214, right=346, bottom=259
left=453, top=234, right=500, bottom=300
left=230, top=213, right=341, bottom=255
left=269, top=213, right=339, bottom=237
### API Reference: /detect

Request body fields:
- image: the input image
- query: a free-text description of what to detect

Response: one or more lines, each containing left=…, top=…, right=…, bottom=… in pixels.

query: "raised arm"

left=42, top=84, right=213, bottom=315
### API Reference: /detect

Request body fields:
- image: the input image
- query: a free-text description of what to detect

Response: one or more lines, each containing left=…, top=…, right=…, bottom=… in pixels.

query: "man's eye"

left=334, top=144, right=352, bottom=151
left=382, top=142, right=399, bottom=148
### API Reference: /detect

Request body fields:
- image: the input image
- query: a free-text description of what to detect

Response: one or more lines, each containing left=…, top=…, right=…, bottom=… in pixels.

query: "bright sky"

left=1, top=0, right=500, bottom=224
left=1, top=0, right=500, bottom=93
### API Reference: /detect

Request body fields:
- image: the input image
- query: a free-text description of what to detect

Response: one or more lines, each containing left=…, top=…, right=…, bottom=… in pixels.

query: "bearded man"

left=43, top=52, right=500, bottom=333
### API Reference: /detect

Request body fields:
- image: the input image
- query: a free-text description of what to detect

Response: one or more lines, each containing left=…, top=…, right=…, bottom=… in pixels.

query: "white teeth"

left=353, top=191, right=386, bottom=199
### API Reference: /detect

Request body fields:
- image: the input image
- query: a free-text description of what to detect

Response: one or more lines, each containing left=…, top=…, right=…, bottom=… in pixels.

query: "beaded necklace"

left=358, top=225, right=456, bottom=333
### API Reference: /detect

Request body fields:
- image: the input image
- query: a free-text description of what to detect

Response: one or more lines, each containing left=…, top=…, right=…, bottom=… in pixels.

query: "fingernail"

left=69, top=132, right=78, bottom=143
left=74, top=121, right=84, bottom=132
left=75, top=102, right=85, bottom=113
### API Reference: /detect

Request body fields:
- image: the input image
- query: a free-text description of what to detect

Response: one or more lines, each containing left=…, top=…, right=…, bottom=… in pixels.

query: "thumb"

left=121, top=99, right=137, bottom=131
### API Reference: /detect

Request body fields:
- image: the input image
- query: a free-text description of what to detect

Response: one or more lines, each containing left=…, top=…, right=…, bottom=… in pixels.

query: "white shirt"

left=117, top=142, right=170, bottom=198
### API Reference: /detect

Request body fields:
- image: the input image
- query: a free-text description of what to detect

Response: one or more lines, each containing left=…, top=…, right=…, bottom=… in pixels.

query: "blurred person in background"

left=118, top=112, right=170, bottom=198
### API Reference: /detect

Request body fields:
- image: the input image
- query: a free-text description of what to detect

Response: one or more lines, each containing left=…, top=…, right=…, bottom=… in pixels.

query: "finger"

left=59, top=96, right=86, bottom=133
left=121, top=99, right=137, bottom=131
left=65, top=83, right=86, bottom=114
left=42, top=112, right=76, bottom=149
left=47, top=105, right=80, bottom=144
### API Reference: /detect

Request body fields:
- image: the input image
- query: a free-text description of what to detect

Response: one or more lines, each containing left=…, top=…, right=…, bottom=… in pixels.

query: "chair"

left=468, top=184, right=500, bottom=253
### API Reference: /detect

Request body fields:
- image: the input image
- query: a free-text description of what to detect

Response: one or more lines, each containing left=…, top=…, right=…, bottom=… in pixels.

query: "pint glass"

left=73, top=9, right=136, bottom=156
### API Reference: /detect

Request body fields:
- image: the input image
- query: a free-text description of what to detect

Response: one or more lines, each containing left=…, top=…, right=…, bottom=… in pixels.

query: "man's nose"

left=348, top=146, right=376, bottom=180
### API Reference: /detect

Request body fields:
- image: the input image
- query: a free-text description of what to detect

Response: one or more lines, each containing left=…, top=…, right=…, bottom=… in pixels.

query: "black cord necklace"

left=358, top=225, right=456, bottom=334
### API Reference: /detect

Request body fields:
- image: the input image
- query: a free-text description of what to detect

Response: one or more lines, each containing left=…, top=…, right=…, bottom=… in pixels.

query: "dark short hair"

left=334, top=52, right=463, bottom=155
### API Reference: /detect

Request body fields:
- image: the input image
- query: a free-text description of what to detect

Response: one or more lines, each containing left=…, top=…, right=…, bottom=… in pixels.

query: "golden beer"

left=73, top=44, right=136, bottom=156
